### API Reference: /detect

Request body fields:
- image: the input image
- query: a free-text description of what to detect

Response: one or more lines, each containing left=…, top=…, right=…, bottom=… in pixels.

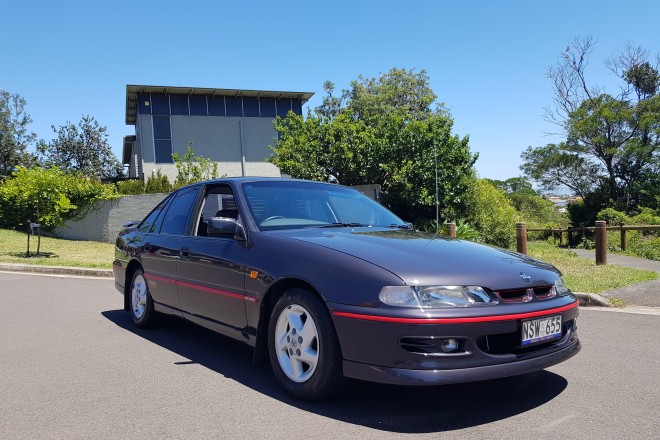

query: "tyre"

left=129, top=268, right=157, bottom=328
left=268, top=288, right=347, bottom=401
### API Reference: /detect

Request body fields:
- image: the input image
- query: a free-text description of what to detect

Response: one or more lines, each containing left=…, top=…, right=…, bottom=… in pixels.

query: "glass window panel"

left=154, top=140, right=173, bottom=163
left=152, top=116, right=171, bottom=140
left=260, top=97, right=276, bottom=117
left=208, top=95, right=225, bottom=116
left=242, top=97, right=259, bottom=117
left=170, top=94, right=189, bottom=115
left=291, top=99, right=303, bottom=115
left=160, top=187, right=199, bottom=235
left=138, top=93, right=152, bottom=115
left=225, top=96, right=243, bottom=116
left=276, top=98, right=292, bottom=117
left=151, top=93, right=170, bottom=115
left=190, top=95, right=208, bottom=116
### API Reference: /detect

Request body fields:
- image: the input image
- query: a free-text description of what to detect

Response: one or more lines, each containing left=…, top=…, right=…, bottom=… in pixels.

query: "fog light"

left=440, top=338, right=458, bottom=353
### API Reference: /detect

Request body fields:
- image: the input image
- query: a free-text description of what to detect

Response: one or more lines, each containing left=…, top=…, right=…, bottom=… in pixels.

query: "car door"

left=176, top=184, right=248, bottom=331
left=141, top=186, right=200, bottom=311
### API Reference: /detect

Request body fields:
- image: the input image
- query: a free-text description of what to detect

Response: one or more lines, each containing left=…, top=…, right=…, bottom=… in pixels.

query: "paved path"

left=570, top=248, right=660, bottom=307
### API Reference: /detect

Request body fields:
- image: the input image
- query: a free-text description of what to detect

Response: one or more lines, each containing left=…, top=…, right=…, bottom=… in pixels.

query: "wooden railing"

left=516, top=221, right=660, bottom=265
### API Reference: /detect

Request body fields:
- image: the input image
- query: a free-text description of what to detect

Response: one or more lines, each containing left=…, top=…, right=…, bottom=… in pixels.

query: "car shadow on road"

left=102, top=309, right=568, bottom=433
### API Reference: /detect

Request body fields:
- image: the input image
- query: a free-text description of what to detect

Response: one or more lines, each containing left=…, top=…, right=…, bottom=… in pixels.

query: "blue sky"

left=3, top=0, right=660, bottom=181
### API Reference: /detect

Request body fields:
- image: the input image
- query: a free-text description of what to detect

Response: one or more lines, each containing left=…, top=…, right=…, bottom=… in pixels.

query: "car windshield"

left=241, top=180, right=406, bottom=231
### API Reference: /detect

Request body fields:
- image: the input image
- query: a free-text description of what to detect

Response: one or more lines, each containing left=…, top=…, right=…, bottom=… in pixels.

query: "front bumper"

left=330, top=299, right=581, bottom=385
left=343, top=336, right=580, bottom=385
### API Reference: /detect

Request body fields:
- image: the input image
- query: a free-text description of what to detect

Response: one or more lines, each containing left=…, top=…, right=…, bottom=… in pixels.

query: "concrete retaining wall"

left=53, top=193, right=168, bottom=243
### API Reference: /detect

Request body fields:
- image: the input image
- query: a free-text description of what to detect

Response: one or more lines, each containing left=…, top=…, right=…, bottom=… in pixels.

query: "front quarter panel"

left=242, top=231, right=405, bottom=328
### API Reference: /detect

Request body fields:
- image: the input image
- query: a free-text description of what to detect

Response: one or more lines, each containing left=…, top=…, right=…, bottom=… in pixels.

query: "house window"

left=153, top=116, right=173, bottom=163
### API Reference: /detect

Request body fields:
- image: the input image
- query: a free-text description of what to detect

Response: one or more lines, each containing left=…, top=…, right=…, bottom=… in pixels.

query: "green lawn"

left=526, top=241, right=658, bottom=293
left=0, top=229, right=114, bottom=269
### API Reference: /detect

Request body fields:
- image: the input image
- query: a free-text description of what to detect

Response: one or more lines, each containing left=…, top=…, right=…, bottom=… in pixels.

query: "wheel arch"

left=123, top=259, right=143, bottom=311
left=253, top=277, right=328, bottom=365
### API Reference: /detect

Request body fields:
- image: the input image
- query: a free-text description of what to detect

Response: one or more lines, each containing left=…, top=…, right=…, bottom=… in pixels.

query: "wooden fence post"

left=620, top=223, right=627, bottom=251
left=595, top=220, right=607, bottom=265
left=516, top=222, right=527, bottom=255
left=567, top=227, right=573, bottom=248
left=447, top=222, right=456, bottom=238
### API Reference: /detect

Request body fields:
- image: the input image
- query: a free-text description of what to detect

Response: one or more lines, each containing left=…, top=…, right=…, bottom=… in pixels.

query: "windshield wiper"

left=317, top=222, right=367, bottom=228
left=387, top=223, right=413, bottom=229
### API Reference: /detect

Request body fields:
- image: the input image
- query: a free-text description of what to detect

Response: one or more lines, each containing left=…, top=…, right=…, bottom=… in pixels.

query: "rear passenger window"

left=160, top=187, right=199, bottom=235
left=137, top=195, right=171, bottom=233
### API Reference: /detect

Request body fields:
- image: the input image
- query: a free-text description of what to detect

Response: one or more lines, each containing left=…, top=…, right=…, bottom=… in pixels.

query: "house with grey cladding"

left=122, top=85, right=314, bottom=181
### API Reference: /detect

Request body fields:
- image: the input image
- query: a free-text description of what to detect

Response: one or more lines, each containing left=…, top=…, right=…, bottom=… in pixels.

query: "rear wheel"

left=129, top=268, right=157, bottom=328
left=268, top=288, right=347, bottom=401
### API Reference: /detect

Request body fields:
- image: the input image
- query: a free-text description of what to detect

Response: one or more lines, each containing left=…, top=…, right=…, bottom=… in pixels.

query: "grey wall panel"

left=53, top=193, right=169, bottom=242
left=170, top=116, right=264, bottom=162
left=138, top=115, right=155, bottom=162
left=242, top=118, right=278, bottom=162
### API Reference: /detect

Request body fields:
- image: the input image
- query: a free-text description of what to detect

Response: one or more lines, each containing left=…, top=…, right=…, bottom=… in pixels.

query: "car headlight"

left=379, top=285, right=499, bottom=308
left=554, top=277, right=571, bottom=296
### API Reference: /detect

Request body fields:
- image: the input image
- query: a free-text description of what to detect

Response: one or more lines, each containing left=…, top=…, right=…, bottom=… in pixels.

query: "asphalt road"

left=0, top=272, right=658, bottom=440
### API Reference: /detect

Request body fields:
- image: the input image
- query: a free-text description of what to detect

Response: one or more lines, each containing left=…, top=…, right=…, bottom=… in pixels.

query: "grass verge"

left=0, top=229, right=114, bottom=269
left=527, top=241, right=658, bottom=294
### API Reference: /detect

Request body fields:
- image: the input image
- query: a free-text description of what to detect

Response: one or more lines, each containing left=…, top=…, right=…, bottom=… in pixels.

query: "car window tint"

left=137, top=196, right=171, bottom=233
left=160, top=187, right=199, bottom=235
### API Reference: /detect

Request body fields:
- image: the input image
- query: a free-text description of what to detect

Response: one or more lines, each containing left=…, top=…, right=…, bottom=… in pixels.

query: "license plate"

left=521, top=314, right=562, bottom=346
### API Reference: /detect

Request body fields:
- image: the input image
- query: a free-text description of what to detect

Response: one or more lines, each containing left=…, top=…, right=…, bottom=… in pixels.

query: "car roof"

left=182, top=176, right=338, bottom=189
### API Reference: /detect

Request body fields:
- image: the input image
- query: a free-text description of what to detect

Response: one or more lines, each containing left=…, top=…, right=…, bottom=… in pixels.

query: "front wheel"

left=129, top=268, right=157, bottom=328
left=268, top=288, right=347, bottom=400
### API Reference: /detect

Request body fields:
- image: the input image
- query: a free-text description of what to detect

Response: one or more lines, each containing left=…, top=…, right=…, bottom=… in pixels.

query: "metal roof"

left=125, top=84, right=314, bottom=125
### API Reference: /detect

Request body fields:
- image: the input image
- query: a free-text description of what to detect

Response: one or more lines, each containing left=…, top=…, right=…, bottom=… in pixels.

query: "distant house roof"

left=125, top=84, right=314, bottom=124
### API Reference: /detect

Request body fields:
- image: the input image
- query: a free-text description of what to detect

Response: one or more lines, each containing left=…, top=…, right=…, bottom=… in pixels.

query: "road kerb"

left=0, top=262, right=113, bottom=278
left=573, top=292, right=612, bottom=307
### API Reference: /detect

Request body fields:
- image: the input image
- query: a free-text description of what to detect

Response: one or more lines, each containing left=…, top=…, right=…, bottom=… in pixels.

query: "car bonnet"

left=277, top=228, right=560, bottom=291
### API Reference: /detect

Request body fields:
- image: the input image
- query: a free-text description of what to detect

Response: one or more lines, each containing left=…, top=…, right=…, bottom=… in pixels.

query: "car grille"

left=495, top=285, right=556, bottom=302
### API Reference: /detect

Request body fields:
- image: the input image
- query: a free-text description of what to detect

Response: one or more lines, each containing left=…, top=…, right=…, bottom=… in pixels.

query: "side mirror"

left=207, top=217, right=246, bottom=241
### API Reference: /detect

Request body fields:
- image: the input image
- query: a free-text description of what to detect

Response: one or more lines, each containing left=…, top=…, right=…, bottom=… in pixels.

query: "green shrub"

left=622, top=230, right=660, bottom=260
left=117, top=179, right=145, bottom=195
left=0, top=166, right=117, bottom=230
left=463, top=178, right=519, bottom=248
left=454, top=220, right=480, bottom=241
left=145, top=170, right=172, bottom=193
left=172, top=144, right=219, bottom=188
left=597, top=208, right=631, bottom=226
left=630, top=207, right=660, bottom=226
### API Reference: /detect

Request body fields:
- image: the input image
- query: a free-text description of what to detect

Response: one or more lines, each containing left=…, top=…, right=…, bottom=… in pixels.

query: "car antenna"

left=426, top=141, right=440, bottom=247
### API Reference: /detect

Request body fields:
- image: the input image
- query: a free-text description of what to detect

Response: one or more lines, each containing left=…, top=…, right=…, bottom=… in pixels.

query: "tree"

left=521, top=37, right=660, bottom=213
left=172, top=143, right=219, bottom=188
left=0, top=166, right=117, bottom=230
left=0, top=90, right=37, bottom=178
left=38, top=115, right=124, bottom=179
left=463, top=177, right=519, bottom=248
left=269, top=68, right=477, bottom=227
left=487, top=176, right=567, bottom=228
